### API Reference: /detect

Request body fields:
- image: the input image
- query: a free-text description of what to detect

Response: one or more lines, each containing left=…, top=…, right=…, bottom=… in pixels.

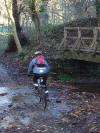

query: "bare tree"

left=4, top=0, right=22, bottom=54
left=19, top=0, right=49, bottom=43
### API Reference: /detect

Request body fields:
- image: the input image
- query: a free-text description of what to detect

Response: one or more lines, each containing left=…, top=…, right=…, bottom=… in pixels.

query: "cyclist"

left=27, top=51, right=50, bottom=92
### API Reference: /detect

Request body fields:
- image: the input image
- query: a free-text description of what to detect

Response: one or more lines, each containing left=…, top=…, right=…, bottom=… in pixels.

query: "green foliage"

left=29, top=2, right=35, bottom=11
left=96, top=0, right=100, bottom=17
left=57, top=74, right=72, bottom=82
left=0, top=25, right=12, bottom=50
left=17, top=46, right=29, bottom=61
left=41, top=23, right=63, bottom=36
left=18, top=52, right=25, bottom=60
left=41, top=0, right=48, bottom=2
left=42, top=24, right=55, bottom=35
left=42, top=17, right=96, bottom=38
left=25, top=28, right=37, bottom=42
left=0, top=35, right=9, bottom=50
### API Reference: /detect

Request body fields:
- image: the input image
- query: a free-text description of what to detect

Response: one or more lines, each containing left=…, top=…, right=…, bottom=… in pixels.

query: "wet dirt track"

left=0, top=63, right=76, bottom=133
left=0, top=63, right=100, bottom=133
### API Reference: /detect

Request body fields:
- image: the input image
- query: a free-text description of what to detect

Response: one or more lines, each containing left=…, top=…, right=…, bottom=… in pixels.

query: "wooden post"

left=71, top=27, right=81, bottom=52
left=88, top=27, right=98, bottom=55
left=93, top=28, right=98, bottom=55
left=64, top=27, right=67, bottom=49
left=58, top=27, right=67, bottom=50
left=77, top=27, right=82, bottom=52
left=90, top=27, right=97, bottom=48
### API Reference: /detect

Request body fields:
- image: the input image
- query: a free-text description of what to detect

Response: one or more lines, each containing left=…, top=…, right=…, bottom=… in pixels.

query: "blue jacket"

left=27, top=56, right=50, bottom=75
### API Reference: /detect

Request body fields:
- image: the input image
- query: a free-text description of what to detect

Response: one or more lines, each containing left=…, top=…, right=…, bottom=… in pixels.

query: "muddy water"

left=50, top=59, right=100, bottom=79
left=0, top=63, right=76, bottom=131
left=50, top=59, right=100, bottom=88
left=0, top=64, right=17, bottom=87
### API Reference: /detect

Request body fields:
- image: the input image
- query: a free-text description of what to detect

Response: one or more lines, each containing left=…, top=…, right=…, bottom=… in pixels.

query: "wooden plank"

left=69, top=48, right=100, bottom=53
left=64, top=28, right=67, bottom=48
left=55, top=51, right=100, bottom=63
left=65, top=27, right=78, bottom=30
left=58, top=38, right=64, bottom=50
left=64, top=27, right=100, bottom=32
left=66, top=36, right=94, bottom=39
left=65, top=27, right=93, bottom=30
left=95, top=27, right=100, bottom=30
left=71, top=27, right=81, bottom=52
left=66, top=37, right=100, bottom=40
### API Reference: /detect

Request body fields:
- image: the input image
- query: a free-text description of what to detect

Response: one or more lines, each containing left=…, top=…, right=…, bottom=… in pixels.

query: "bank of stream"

left=49, top=59, right=100, bottom=91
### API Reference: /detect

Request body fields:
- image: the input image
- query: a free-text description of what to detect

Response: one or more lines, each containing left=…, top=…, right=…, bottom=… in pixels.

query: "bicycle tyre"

left=40, top=87, right=47, bottom=110
left=43, top=93, right=47, bottom=110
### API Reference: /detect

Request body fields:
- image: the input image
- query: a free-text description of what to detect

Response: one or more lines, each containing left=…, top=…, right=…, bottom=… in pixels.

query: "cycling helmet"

left=34, top=51, right=42, bottom=55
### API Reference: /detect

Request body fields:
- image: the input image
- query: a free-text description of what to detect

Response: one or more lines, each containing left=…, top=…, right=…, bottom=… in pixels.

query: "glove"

left=28, top=74, right=30, bottom=77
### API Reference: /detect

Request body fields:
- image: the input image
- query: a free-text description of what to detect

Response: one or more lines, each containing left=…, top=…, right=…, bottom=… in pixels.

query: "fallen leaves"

left=0, top=93, right=8, bottom=96
left=62, top=117, right=69, bottom=123
left=70, top=110, right=81, bottom=118
left=32, top=125, right=48, bottom=133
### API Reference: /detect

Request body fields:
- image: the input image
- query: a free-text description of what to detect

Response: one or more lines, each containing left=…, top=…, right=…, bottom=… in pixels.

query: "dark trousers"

left=33, top=74, right=48, bottom=91
left=33, top=74, right=48, bottom=85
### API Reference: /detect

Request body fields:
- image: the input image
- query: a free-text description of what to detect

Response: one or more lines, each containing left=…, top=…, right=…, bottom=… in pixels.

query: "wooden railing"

left=58, top=27, right=100, bottom=54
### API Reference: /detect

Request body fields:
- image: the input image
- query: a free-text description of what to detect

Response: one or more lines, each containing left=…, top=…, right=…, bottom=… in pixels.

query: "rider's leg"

left=33, top=74, right=38, bottom=90
left=33, top=74, right=36, bottom=83
left=43, top=75, right=49, bottom=97
left=43, top=75, right=48, bottom=85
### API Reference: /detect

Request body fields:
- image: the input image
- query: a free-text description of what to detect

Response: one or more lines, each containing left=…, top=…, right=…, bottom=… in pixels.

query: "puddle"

left=0, top=87, right=12, bottom=112
left=0, top=78, right=76, bottom=130
left=48, top=103, right=75, bottom=118
left=45, top=88, right=76, bottom=118
left=0, top=62, right=77, bottom=129
left=0, top=86, right=38, bottom=112
left=19, top=117, right=31, bottom=126
left=0, top=86, right=76, bottom=120
left=0, top=64, right=11, bottom=82
left=0, top=63, right=17, bottom=87
left=0, top=116, right=15, bottom=129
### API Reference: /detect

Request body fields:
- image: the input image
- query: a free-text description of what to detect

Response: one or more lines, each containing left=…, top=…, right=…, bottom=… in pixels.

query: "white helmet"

left=34, top=51, right=42, bottom=55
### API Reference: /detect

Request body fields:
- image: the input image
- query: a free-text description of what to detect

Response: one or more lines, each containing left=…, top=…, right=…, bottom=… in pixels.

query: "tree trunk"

left=96, top=0, right=100, bottom=26
left=11, top=0, right=22, bottom=54
left=12, top=0, right=21, bottom=33
left=13, top=25, right=22, bottom=54
left=32, top=13, right=41, bottom=43
left=4, top=0, right=22, bottom=54
left=30, top=0, right=42, bottom=43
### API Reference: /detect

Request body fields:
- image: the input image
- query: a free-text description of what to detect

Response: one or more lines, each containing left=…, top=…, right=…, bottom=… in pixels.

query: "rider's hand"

left=28, top=74, right=30, bottom=77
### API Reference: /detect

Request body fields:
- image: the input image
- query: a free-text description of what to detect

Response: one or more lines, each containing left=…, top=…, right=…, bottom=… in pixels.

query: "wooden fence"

left=59, top=27, right=100, bottom=55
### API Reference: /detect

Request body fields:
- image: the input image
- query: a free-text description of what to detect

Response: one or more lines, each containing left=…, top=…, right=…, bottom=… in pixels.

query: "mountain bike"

left=34, top=76, right=48, bottom=110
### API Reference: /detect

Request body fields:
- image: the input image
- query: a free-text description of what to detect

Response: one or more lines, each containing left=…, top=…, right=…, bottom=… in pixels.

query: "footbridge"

left=58, top=27, right=100, bottom=63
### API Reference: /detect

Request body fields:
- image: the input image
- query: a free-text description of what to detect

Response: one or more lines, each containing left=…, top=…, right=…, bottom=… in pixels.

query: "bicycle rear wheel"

left=43, top=93, right=47, bottom=110
left=40, top=87, right=48, bottom=110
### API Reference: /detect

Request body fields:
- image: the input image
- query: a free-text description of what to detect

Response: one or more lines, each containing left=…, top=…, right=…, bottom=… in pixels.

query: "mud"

left=0, top=62, right=100, bottom=133
left=0, top=63, right=75, bottom=133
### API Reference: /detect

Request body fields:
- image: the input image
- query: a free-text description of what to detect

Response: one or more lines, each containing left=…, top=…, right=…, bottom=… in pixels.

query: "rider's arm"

left=44, top=60, right=50, bottom=71
left=27, top=58, right=37, bottom=75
